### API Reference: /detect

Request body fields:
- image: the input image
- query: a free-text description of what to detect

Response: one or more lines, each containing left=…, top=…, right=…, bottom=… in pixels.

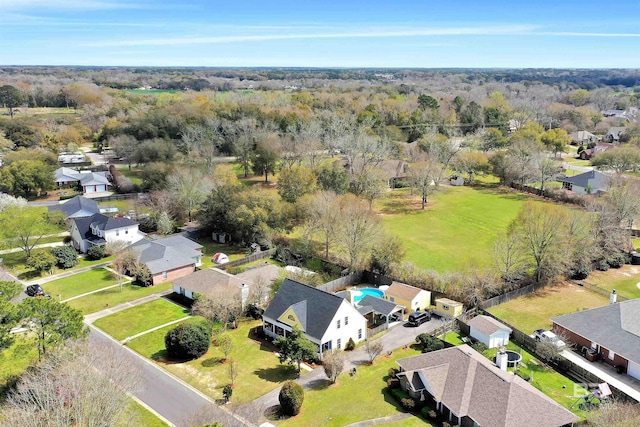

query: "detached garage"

left=469, top=315, right=512, bottom=349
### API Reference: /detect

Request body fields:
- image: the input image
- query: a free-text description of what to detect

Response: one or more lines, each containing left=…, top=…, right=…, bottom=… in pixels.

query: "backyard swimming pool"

left=353, top=287, right=384, bottom=302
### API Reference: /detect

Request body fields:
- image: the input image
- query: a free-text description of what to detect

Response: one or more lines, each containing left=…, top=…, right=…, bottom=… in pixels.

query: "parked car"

left=533, top=329, right=566, bottom=349
left=25, top=284, right=44, bottom=297
left=408, top=311, right=431, bottom=326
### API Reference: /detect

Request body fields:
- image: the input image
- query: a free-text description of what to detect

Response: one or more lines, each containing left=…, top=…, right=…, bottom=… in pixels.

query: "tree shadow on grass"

left=201, top=356, right=223, bottom=367
left=254, top=366, right=298, bottom=383
left=381, top=387, right=408, bottom=414
left=150, top=349, right=169, bottom=361
left=305, top=378, right=331, bottom=391
left=263, top=405, right=287, bottom=421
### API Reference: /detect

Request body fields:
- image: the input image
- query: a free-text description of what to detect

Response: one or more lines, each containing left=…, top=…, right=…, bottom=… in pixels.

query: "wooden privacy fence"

left=92, top=193, right=143, bottom=202
left=570, top=280, right=628, bottom=302
left=317, top=272, right=362, bottom=293
left=479, top=282, right=545, bottom=310
left=217, top=249, right=276, bottom=270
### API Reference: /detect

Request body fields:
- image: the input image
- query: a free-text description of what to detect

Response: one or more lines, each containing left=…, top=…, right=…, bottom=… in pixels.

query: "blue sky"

left=1, top=0, right=639, bottom=67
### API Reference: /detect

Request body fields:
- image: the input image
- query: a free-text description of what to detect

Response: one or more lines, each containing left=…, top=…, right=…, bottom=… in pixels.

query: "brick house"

left=127, top=235, right=203, bottom=286
left=552, top=298, right=640, bottom=380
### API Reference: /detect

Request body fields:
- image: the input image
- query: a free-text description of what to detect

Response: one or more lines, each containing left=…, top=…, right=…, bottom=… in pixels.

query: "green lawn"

left=487, top=282, right=609, bottom=334
left=128, top=319, right=299, bottom=404
left=277, top=347, right=434, bottom=427
left=0, top=334, right=38, bottom=390
left=584, top=265, right=640, bottom=299
left=0, top=251, right=112, bottom=280
left=119, top=169, right=144, bottom=186
left=45, top=268, right=119, bottom=300
left=94, top=299, right=190, bottom=341
left=379, top=186, right=535, bottom=273
left=118, top=400, right=169, bottom=427
left=199, top=239, right=251, bottom=269
left=67, top=282, right=173, bottom=314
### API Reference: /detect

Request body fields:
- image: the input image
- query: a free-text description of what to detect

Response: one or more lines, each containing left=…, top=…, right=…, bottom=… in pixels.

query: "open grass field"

left=487, top=282, right=609, bottom=334
left=46, top=267, right=118, bottom=300
left=128, top=319, right=299, bottom=404
left=0, top=334, right=38, bottom=388
left=67, top=281, right=173, bottom=314
left=378, top=186, right=535, bottom=273
left=126, top=89, right=183, bottom=95
left=119, top=168, right=144, bottom=186
left=8, top=107, right=80, bottom=118
left=584, top=265, right=640, bottom=299
left=93, top=299, right=190, bottom=341
left=276, top=347, right=434, bottom=427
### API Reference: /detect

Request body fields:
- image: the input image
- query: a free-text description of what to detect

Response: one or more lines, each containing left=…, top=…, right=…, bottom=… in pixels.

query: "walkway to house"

left=120, top=316, right=192, bottom=344
left=344, top=413, right=414, bottom=427
left=84, top=290, right=174, bottom=324
left=562, top=350, right=640, bottom=402
left=0, top=241, right=66, bottom=255
left=23, top=261, right=112, bottom=286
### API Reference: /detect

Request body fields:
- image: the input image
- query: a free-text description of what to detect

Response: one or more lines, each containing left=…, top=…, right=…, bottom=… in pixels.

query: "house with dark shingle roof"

left=578, top=143, right=614, bottom=160
left=172, top=264, right=281, bottom=307
left=70, top=213, right=144, bottom=253
left=48, top=195, right=99, bottom=220
left=553, top=299, right=640, bottom=380
left=560, top=170, right=611, bottom=195
left=604, top=126, right=627, bottom=143
left=469, top=315, right=512, bottom=348
left=128, top=235, right=203, bottom=285
left=263, top=279, right=367, bottom=359
left=570, top=130, right=599, bottom=146
left=396, top=345, right=578, bottom=427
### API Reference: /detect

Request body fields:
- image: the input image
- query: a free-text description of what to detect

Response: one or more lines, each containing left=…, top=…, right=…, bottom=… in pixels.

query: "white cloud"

left=0, top=0, right=140, bottom=11
left=83, top=25, right=539, bottom=47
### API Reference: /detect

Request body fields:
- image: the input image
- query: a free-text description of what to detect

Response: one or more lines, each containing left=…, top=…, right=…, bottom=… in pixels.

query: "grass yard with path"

left=45, top=267, right=118, bottom=300
left=276, top=347, right=435, bottom=427
left=379, top=186, right=535, bottom=273
left=128, top=318, right=299, bottom=404
left=0, top=251, right=113, bottom=280
left=118, top=400, right=169, bottom=427
left=67, top=281, right=173, bottom=314
left=583, top=265, right=640, bottom=300
left=93, top=299, right=190, bottom=341
left=487, top=282, right=609, bottom=334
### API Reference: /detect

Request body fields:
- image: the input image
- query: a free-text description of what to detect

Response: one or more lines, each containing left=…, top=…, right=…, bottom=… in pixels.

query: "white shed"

left=469, top=315, right=512, bottom=348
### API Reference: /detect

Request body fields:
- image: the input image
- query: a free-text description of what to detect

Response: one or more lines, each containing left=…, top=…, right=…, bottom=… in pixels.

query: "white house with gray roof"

left=553, top=299, right=640, bottom=380
left=70, top=213, right=143, bottom=253
left=54, top=167, right=111, bottom=194
left=469, top=315, right=512, bottom=348
left=560, top=170, right=611, bottom=195
left=397, top=345, right=578, bottom=427
left=263, top=279, right=367, bottom=359
left=127, top=235, right=203, bottom=285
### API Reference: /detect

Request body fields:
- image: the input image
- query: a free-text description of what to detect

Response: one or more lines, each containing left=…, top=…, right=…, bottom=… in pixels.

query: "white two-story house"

left=263, top=279, right=367, bottom=359
left=70, top=213, right=144, bottom=253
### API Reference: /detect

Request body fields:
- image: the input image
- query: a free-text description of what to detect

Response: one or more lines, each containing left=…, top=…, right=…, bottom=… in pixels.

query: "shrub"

left=421, top=408, right=438, bottom=419
left=596, top=259, right=609, bottom=271
left=415, top=333, right=445, bottom=353
left=50, top=246, right=78, bottom=269
left=164, top=323, right=211, bottom=360
left=401, top=398, right=416, bottom=410
left=222, top=384, right=233, bottom=401
left=470, top=341, right=488, bottom=354
left=279, top=380, right=304, bottom=416
left=387, top=378, right=400, bottom=389
left=63, top=235, right=72, bottom=244
left=607, top=253, right=627, bottom=269
left=86, top=245, right=104, bottom=261
left=345, top=337, right=356, bottom=351
left=388, top=367, right=399, bottom=377
left=570, top=263, right=591, bottom=280
left=391, top=388, right=409, bottom=402
left=26, top=250, right=56, bottom=274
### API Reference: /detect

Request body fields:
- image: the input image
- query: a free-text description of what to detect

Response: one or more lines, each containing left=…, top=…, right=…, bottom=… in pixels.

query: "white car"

left=533, top=329, right=566, bottom=349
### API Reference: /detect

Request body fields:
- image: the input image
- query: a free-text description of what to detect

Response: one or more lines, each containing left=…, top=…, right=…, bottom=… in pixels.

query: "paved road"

left=89, top=326, right=251, bottom=427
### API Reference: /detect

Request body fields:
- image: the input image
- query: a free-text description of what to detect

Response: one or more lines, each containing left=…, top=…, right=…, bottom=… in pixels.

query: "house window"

left=344, top=316, right=348, bottom=326
left=336, top=339, right=341, bottom=349
left=179, top=287, right=185, bottom=295
left=162, top=271, right=167, bottom=279
left=442, top=304, right=450, bottom=310
left=609, top=350, right=616, bottom=360
left=275, top=326, right=284, bottom=336
left=264, top=322, right=273, bottom=332
left=125, top=230, right=129, bottom=234
left=358, top=329, right=362, bottom=339
left=415, top=301, right=419, bottom=307
left=336, top=319, right=341, bottom=329
left=116, top=230, right=120, bottom=236
left=390, top=296, right=395, bottom=302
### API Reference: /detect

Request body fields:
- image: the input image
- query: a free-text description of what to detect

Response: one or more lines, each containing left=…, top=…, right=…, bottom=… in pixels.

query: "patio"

left=562, top=349, right=640, bottom=402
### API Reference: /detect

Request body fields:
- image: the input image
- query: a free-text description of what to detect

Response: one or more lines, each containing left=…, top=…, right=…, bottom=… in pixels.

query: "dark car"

left=25, top=284, right=45, bottom=297
left=407, top=311, right=431, bottom=326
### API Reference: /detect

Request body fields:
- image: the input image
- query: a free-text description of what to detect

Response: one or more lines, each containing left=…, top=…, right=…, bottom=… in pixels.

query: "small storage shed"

left=433, top=298, right=463, bottom=318
left=469, top=315, right=512, bottom=348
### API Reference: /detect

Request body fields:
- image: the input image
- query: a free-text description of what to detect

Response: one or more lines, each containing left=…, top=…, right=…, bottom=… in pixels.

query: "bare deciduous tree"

left=1, top=341, right=141, bottom=426
left=192, top=286, right=243, bottom=331
left=365, top=340, right=384, bottom=364
left=228, top=358, right=239, bottom=387
left=322, top=349, right=345, bottom=384
left=167, top=167, right=214, bottom=222
left=335, top=194, right=382, bottom=272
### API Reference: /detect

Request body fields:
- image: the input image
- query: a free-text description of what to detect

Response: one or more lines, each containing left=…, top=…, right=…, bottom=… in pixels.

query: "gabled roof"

left=80, top=172, right=110, bottom=186
left=560, top=170, right=610, bottom=190
left=570, top=130, right=597, bottom=141
left=397, top=345, right=578, bottom=427
left=552, top=299, right=640, bottom=365
left=128, top=235, right=201, bottom=275
left=172, top=264, right=281, bottom=297
left=54, top=167, right=82, bottom=183
left=72, top=213, right=138, bottom=242
left=48, top=196, right=99, bottom=219
left=469, top=315, right=512, bottom=336
left=386, top=281, right=426, bottom=301
left=359, top=295, right=403, bottom=316
left=263, top=279, right=353, bottom=341
left=606, top=126, right=627, bottom=139
left=435, top=297, right=463, bottom=306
